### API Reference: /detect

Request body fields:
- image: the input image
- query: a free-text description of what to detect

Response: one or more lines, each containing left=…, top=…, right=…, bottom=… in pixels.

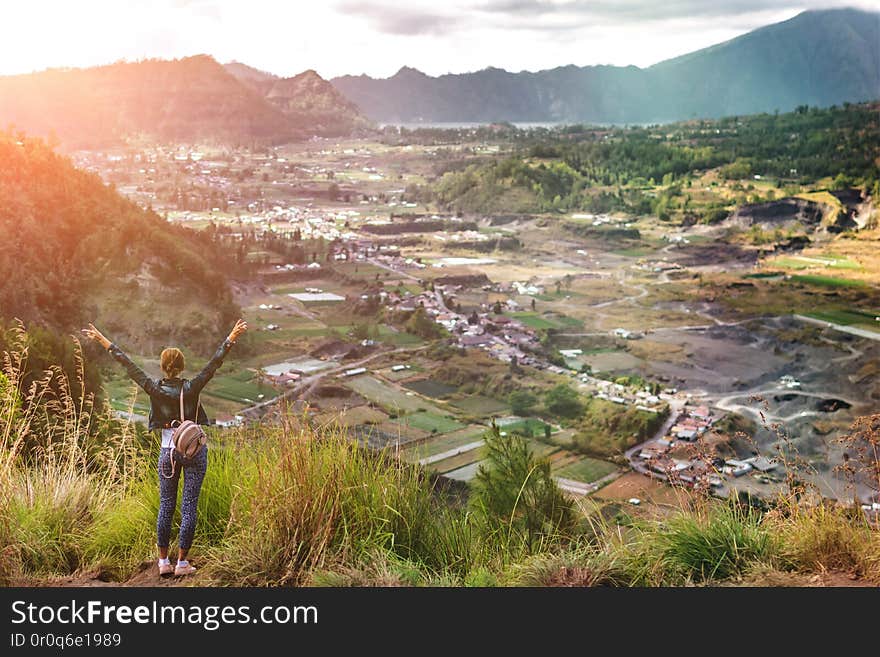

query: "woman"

left=83, top=319, right=248, bottom=577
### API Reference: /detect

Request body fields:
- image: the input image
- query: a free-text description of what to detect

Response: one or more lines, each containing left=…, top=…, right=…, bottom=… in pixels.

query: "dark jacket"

left=108, top=339, right=234, bottom=431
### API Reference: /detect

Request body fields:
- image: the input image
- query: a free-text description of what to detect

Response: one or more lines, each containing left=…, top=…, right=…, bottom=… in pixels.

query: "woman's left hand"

left=81, top=323, right=112, bottom=350
left=227, top=319, right=248, bottom=344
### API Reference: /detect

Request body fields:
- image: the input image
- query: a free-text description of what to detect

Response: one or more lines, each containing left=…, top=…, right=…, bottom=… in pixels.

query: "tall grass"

left=0, top=325, right=139, bottom=580
left=613, top=502, right=779, bottom=585
left=772, top=503, right=880, bottom=579
left=207, top=417, right=483, bottom=585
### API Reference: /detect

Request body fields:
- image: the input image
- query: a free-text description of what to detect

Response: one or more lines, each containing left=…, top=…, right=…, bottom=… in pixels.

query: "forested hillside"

left=415, top=103, right=880, bottom=217
left=0, top=131, right=239, bottom=393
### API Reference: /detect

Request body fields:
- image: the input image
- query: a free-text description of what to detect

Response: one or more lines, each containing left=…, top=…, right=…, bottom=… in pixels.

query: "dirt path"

left=26, top=561, right=206, bottom=587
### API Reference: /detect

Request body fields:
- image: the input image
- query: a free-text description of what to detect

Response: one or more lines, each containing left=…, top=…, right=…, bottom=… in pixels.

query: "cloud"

left=478, top=0, right=873, bottom=29
left=337, top=1, right=461, bottom=35
left=476, top=0, right=867, bottom=22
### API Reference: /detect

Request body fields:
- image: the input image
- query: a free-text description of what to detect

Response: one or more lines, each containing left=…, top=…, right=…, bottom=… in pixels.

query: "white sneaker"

left=174, top=561, right=197, bottom=576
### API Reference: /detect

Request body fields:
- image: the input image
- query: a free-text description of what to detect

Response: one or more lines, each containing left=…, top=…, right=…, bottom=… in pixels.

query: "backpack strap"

left=177, top=383, right=202, bottom=424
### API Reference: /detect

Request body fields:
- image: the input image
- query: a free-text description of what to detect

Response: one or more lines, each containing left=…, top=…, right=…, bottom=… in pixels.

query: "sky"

left=0, top=1, right=875, bottom=79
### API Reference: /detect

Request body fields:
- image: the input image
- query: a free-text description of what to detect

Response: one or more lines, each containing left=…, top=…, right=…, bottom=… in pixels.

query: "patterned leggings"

left=157, top=446, right=208, bottom=551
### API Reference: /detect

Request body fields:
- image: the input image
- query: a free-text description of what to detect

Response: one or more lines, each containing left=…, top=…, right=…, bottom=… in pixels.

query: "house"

left=267, top=372, right=300, bottom=386
left=638, top=441, right=670, bottom=459
left=690, top=406, right=711, bottom=421
left=214, top=414, right=244, bottom=428
left=673, top=428, right=698, bottom=441
left=723, top=459, right=753, bottom=477
left=744, top=456, right=777, bottom=472
left=461, top=334, right=492, bottom=347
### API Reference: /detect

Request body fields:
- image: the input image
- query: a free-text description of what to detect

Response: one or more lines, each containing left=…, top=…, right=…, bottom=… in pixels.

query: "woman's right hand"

left=227, top=319, right=248, bottom=344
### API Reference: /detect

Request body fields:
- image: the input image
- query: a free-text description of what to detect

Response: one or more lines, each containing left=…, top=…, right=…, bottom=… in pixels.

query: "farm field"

left=375, top=325, right=424, bottom=346
left=344, top=375, right=446, bottom=414
left=449, top=395, right=509, bottom=415
left=510, top=312, right=581, bottom=330
left=402, top=425, right=488, bottom=461
left=442, top=460, right=485, bottom=482
left=496, top=416, right=551, bottom=438
left=554, top=457, right=619, bottom=484
left=427, top=447, right=486, bottom=474
left=391, top=411, right=465, bottom=434
left=103, top=378, right=150, bottom=415
left=805, top=308, right=880, bottom=329
left=790, top=274, right=867, bottom=288
left=402, top=379, right=458, bottom=398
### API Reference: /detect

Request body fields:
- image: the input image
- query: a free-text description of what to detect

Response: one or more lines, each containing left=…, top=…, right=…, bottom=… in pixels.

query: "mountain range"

left=331, top=8, right=880, bottom=124
left=0, top=9, right=875, bottom=145
left=0, top=56, right=370, bottom=148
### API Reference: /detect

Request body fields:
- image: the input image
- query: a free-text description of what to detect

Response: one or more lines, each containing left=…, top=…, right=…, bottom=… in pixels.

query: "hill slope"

left=225, top=65, right=372, bottom=136
left=0, top=131, right=239, bottom=360
left=0, top=56, right=369, bottom=148
left=331, top=9, right=880, bottom=124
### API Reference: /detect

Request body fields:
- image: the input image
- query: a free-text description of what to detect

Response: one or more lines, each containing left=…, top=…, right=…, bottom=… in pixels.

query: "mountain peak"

left=393, top=66, right=427, bottom=79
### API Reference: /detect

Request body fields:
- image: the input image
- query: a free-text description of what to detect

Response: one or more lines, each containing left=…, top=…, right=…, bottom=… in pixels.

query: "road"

left=623, top=395, right=687, bottom=477
left=367, top=257, right=421, bottom=282
left=418, top=440, right=485, bottom=466
left=794, top=314, right=880, bottom=342
left=711, top=387, right=862, bottom=424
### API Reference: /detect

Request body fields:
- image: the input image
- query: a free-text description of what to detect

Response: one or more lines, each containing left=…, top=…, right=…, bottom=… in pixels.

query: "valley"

left=81, top=107, right=880, bottom=508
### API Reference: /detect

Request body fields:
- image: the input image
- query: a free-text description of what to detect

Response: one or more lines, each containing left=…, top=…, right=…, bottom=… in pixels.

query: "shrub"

left=471, top=427, right=574, bottom=555
left=616, top=502, right=778, bottom=585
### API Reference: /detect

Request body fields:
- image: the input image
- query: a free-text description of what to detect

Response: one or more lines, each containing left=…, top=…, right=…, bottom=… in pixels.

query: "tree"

left=351, top=323, right=374, bottom=340
left=531, top=298, right=536, bottom=311
left=509, top=390, right=537, bottom=416
left=471, top=426, right=574, bottom=552
left=492, top=300, right=503, bottom=314
left=509, top=354, right=521, bottom=374
left=544, top=384, right=583, bottom=418
left=405, top=307, right=443, bottom=339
